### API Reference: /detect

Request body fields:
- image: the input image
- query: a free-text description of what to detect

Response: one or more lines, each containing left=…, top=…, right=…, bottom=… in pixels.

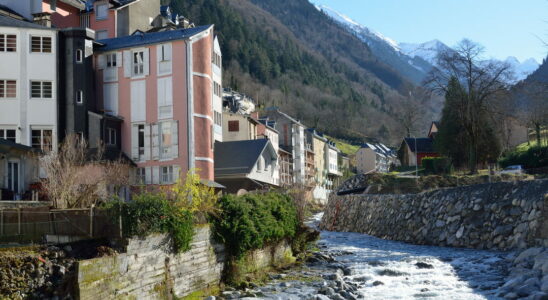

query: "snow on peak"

left=504, top=57, right=540, bottom=81
left=399, top=40, right=451, bottom=65
left=315, top=4, right=400, bottom=52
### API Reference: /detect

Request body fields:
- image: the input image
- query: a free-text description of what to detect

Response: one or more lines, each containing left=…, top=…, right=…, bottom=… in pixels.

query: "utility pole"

left=414, top=136, right=418, bottom=179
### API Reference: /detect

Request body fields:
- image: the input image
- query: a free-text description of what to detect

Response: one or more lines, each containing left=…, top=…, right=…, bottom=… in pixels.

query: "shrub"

left=105, top=193, right=194, bottom=253
left=171, top=169, right=219, bottom=217
left=499, top=146, right=548, bottom=169
left=213, top=192, right=298, bottom=259
left=422, top=157, right=452, bottom=175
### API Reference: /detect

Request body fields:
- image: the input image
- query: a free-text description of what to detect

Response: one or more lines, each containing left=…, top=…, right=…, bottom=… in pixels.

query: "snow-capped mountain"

left=504, top=57, right=540, bottom=81
left=315, top=4, right=540, bottom=84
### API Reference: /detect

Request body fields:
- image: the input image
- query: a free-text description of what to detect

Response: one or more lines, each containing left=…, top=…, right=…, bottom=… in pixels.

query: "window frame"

left=106, top=128, right=116, bottom=146
left=159, top=121, right=172, bottom=159
left=160, top=166, right=174, bottom=184
left=30, top=36, right=52, bottom=53
left=30, top=81, right=53, bottom=99
left=132, top=50, right=144, bottom=76
left=0, top=128, right=16, bottom=142
left=0, top=34, right=17, bottom=52
left=31, top=128, right=53, bottom=152
left=136, top=168, right=145, bottom=184
left=75, top=49, right=83, bottom=63
left=0, top=80, right=17, bottom=99
left=76, top=90, right=83, bottom=104
left=106, top=53, right=117, bottom=68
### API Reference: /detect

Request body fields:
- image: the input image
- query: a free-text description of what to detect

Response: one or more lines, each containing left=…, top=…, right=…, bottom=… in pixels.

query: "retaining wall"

left=320, top=180, right=548, bottom=250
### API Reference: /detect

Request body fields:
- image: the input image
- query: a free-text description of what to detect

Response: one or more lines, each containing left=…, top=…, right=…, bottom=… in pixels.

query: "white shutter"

left=130, top=80, right=145, bottom=122
left=97, top=54, right=106, bottom=69
left=145, top=167, right=152, bottom=184
left=123, top=50, right=131, bottom=77
left=131, top=124, right=139, bottom=161
left=156, top=44, right=162, bottom=63
left=143, top=48, right=150, bottom=76
left=151, top=123, right=159, bottom=160
left=157, top=78, right=165, bottom=118
left=164, top=44, right=172, bottom=61
left=144, top=124, right=151, bottom=161
left=116, top=52, right=122, bottom=68
left=152, top=166, right=160, bottom=184
left=173, top=165, right=180, bottom=182
left=103, top=84, right=118, bottom=115
left=171, top=120, right=178, bottom=158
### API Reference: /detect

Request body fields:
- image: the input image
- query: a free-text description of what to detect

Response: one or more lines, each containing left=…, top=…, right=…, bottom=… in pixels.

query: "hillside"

left=171, top=0, right=439, bottom=144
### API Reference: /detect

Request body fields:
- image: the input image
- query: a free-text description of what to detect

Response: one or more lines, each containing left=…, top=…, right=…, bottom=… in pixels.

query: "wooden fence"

left=0, top=206, right=120, bottom=245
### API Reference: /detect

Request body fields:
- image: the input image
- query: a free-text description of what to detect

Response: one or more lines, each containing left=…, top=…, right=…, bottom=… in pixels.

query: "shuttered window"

left=0, top=80, right=16, bottom=98
left=30, top=81, right=52, bottom=98
left=228, top=120, right=239, bottom=132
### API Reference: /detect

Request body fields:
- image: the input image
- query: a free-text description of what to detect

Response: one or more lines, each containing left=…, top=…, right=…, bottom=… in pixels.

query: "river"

left=226, top=213, right=512, bottom=300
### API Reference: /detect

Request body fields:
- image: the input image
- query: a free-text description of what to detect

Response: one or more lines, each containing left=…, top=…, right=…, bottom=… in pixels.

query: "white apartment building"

left=0, top=14, right=58, bottom=152
left=212, top=36, right=223, bottom=143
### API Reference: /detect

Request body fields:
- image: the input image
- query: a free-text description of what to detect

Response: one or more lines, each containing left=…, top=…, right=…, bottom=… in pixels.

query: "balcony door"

left=7, top=160, right=20, bottom=198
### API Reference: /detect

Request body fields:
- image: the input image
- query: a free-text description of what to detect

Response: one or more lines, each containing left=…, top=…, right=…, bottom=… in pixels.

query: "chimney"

left=32, top=12, right=52, bottom=28
left=177, top=16, right=192, bottom=29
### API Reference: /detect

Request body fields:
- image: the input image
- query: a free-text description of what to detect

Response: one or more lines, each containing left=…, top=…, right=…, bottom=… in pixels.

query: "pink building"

left=94, top=25, right=221, bottom=184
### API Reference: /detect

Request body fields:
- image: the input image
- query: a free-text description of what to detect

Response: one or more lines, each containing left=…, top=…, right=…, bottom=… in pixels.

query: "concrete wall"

left=76, top=226, right=225, bottom=299
left=320, top=180, right=548, bottom=250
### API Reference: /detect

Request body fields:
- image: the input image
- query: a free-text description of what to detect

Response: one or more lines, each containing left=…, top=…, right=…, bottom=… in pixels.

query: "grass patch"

left=326, top=135, right=360, bottom=156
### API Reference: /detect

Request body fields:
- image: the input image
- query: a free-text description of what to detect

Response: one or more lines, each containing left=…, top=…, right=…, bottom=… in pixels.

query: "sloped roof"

left=404, top=137, right=435, bottom=153
left=59, top=0, right=86, bottom=10
left=0, top=14, right=54, bottom=29
left=95, top=25, right=211, bottom=51
left=214, top=139, right=275, bottom=176
left=0, top=138, right=39, bottom=154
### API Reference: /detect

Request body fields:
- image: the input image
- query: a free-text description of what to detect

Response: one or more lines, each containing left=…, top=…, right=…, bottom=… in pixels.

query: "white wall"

left=0, top=26, right=57, bottom=149
left=248, top=146, right=278, bottom=186
left=212, top=37, right=222, bottom=142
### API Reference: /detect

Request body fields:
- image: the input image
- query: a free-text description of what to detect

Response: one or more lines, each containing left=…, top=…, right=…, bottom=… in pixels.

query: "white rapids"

left=240, top=213, right=511, bottom=300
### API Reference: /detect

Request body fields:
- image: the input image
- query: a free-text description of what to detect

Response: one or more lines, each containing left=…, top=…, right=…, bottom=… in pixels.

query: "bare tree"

left=40, top=134, right=131, bottom=208
left=425, top=39, right=514, bottom=173
left=394, top=93, right=426, bottom=138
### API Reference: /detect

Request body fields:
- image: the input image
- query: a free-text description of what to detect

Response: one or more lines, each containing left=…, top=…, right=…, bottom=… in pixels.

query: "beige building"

left=222, top=112, right=258, bottom=142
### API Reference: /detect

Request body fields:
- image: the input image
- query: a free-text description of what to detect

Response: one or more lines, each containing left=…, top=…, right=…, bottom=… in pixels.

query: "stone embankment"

left=321, top=180, right=548, bottom=250
left=501, top=247, right=548, bottom=299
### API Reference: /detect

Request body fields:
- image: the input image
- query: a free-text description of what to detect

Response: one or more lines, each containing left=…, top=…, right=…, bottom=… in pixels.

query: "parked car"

left=500, top=165, right=524, bottom=175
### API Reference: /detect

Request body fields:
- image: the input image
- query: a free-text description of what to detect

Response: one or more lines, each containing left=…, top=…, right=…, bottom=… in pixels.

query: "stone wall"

left=320, top=180, right=548, bottom=250
left=76, top=226, right=225, bottom=299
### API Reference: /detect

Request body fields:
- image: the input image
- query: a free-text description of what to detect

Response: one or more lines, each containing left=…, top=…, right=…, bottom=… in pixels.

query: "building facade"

left=94, top=25, right=218, bottom=183
left=0, top=13, right=58, bottom=153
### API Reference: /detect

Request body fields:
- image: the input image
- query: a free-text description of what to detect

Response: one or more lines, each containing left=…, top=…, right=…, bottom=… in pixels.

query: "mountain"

left=170, top=0, right=440, bottom=144
left=316, top=5, right=539, bottom=83
left=505, top=57, right=540, bottom=81
left=316, top=5, right=434, bottom=85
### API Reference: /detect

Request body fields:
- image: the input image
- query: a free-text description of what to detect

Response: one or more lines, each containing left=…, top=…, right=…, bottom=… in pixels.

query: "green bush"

left=422, top=157, right=452, bottom=174
left=499, top=146, right=548, bottom=169
left=213, top=192, right=298, bottom=259
left=105, top=193, right=194, bottom=253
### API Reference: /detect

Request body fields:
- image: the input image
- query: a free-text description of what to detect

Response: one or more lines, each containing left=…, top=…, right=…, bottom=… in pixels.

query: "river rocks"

left=320, top=180, right=548, bottom=252
left=500, top=247, right=548, bottom=299
left=415, top=262, right=434, bottom=269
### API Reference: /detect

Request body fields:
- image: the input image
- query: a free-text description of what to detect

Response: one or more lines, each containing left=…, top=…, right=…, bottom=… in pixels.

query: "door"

left=7, top=160, right=19, bottom=197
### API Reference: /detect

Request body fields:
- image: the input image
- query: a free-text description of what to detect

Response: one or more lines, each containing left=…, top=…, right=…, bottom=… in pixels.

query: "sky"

left=310, top=0, right=547, bottom=63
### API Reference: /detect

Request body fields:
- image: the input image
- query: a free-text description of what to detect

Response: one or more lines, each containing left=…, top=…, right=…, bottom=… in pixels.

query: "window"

left=76, top=90, right=83, bottom=104
left=0, top=80, right=16, bottom=98
left=30, top=81, right=52, bottom=98
left=30, top=36, right=51, bottom=53
left=138, top=124, right=145, bottom=156
left=213, top=82, right=221, bottom=97
left=158, top=77, right=172, bottom=119
left=159, top=44, right=171, bottom=61
left=257, top=157, right=263, bottom=172
left=160, top=122, right=172, bottom=159
left=31, top=129, right=52, bottom=152
left=132, top=51, right=144, bottom=76
left=106, top=53, right=117, bottom=67
left=214, top=111, right=222, bottom=126
left=96, top=3, right=108, bottom=20
left=0, top=34, right=16, bottom=52
left=96, top=30, right=108, bottom=40
left=161, top=166, right=173, bottom=184
left=106, top=128, right=116, bottom=145
left=0, top=129, right=16, bottom=142
left=212, top=52, right=221, bottom=68
left=228, top=120, right=239, bottom=132
left=76, top=49, right=83, bottom=63
left=136, top=168, right=145, bottom=184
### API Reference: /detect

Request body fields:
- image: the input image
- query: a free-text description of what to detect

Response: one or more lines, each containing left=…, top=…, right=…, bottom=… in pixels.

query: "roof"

left=404, top=137, right=435, bottom=153
left=214, top=139, right=275, bottom=176
left=0, top=139, right=39, bottom=154
left=265, top=107, right=304, bottom=127
left=95, top=25, right=212, bottom=52
left=58, top=0, right=86, bottom=10
left=0, top=4, right=25, bottom=19
left=0, top=14, right=54, bottom=30
left=87, top=148, right=136, bottom=166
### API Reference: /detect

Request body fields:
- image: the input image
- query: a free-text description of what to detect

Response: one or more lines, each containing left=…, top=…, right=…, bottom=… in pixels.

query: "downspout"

left=186, top=39, right=194, bottom=171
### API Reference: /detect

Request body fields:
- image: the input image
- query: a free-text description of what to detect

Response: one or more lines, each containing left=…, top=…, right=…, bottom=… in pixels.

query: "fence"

left=0, top=206, right=120, bottom=245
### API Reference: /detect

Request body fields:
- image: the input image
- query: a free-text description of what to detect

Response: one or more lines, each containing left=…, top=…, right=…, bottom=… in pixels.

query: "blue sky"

left=310, top=0, right=547, bottom=63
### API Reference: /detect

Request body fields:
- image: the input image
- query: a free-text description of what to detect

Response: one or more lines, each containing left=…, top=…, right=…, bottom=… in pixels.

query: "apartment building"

left=94, top=25, right=220, bottom=183
left=0, top=11, right=58, bottom=152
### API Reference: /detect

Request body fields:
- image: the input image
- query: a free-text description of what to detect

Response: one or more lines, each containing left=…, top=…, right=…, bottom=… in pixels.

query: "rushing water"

left=236, top=213, right=511, bottom=300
